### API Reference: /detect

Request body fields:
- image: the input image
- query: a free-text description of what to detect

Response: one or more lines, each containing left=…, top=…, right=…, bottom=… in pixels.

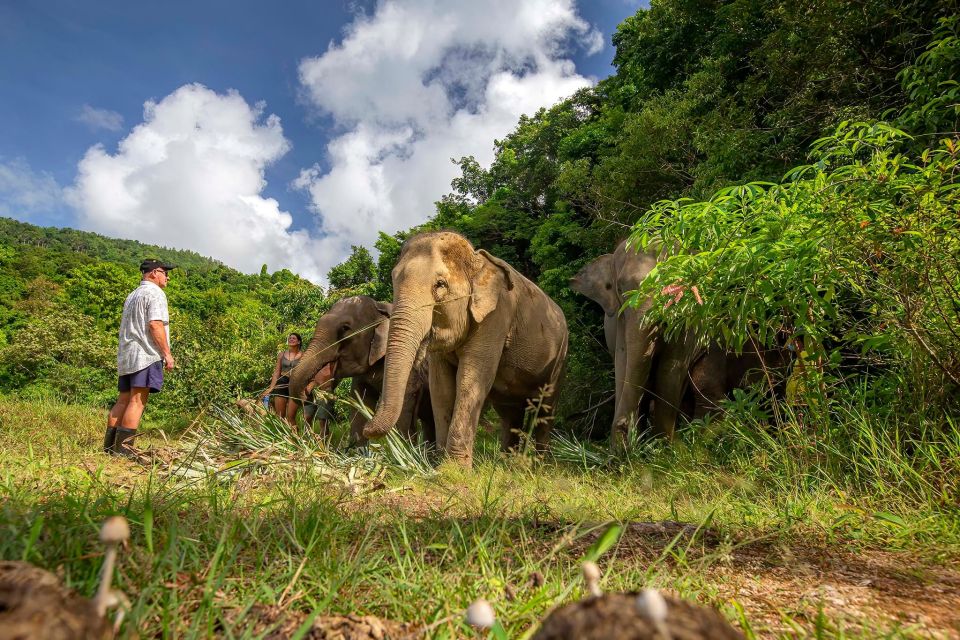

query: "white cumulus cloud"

left=295, top=0, right=600, bottom=267
left=0, top=157, right=64, bottom=220
left=76, top=105, right=125, bottom=132
left=67, top=83, right=331, bottom=282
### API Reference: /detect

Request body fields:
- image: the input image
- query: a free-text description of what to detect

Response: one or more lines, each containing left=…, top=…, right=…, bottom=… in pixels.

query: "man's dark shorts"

left=118, top=361, right=164, bottom=393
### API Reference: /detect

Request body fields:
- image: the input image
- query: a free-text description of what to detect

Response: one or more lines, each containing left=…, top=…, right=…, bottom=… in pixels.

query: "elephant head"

left=363, top=231, right=515, bottom=438
left=570, top=253, right=619, bottom=317
left=288, top=296, right=392, bottom=400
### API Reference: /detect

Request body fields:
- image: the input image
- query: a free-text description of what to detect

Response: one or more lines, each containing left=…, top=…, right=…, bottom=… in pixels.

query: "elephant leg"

left=494, top=402, right=525, bottom=452
left=414, top=388, right=436, bottom=447
left=532, top=384, right=559, bottom=454
left=395, top=384, right=419, bottom=441
left=446, top=345, right=501, bottom=466
left=429, top=355, right=457, bottom=451
left=689, top=348, right=728, bottom=420
left=651, top=330, right=700, bottom=440
left=612, top=308, right=658, bottom=453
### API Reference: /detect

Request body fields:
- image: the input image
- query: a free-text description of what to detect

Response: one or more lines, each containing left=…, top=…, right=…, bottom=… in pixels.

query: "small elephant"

left=362, top=231, right=569, bottom=467
left=288, top=296, right=434, bottom=446
left=683, top=345, right=791, bottom=420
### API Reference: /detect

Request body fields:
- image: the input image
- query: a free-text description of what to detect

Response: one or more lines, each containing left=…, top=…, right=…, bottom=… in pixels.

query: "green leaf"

left=583, top=523, right=623, bottom=562
left=143, top=506, right=154, bottom=555
left=873, top=512, right=907, bottom=528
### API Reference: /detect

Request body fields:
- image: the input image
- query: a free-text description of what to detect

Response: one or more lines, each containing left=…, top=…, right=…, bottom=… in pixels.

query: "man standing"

left=103, top=259, right=176, bottom=458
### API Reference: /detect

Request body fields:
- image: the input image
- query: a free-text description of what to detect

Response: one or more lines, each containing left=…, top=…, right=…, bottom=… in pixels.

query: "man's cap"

left=140, top=258, right=177, bottom=273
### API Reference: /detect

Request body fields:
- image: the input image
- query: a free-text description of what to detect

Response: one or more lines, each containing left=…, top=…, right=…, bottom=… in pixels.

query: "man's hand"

left=164, top=354, right=176, bottom=370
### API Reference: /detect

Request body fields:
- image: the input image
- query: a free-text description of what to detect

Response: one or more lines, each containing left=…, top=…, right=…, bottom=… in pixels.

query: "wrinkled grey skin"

left=288, top=296, right=434, bottom=446
left=571, top=241, right=789, bottom=450
left=362, top=231, right=569, bottom=467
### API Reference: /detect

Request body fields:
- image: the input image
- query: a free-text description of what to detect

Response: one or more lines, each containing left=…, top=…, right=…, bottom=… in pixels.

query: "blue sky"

left=0, top=0, right=646, bottom=282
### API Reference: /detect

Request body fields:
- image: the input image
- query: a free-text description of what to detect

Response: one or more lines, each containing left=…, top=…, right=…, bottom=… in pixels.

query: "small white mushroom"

left=465, top=598, right=496, bottom=629
left=94, top=516, right=129, bottom=618
left=635, top=588, right=671, bottom=640
left=581, top=561, right=602, bottom=597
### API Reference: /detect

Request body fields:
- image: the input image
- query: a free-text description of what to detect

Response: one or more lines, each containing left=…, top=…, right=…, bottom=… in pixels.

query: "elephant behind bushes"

left=571, top=240, right=792, bottom=450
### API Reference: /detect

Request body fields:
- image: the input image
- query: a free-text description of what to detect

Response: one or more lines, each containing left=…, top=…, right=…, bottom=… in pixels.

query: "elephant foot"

left=610, top=420, right=632, bottom=455
left=451, top=455, right=473, bottom=468
left=445, top=450, right=474, bottom=468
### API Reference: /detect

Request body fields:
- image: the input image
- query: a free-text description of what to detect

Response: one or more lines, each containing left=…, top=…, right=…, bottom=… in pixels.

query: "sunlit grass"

left=0, top=394, right=957, bottom=638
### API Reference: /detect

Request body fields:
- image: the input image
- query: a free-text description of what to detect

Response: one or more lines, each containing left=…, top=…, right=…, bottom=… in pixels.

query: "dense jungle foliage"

left=1, top=0, right=957, bottom=442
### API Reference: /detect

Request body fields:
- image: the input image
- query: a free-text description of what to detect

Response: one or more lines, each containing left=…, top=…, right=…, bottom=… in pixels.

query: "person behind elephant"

left=288, top=296, right=434, bottom=447
left=361, top=231, right=568, bottom=467
left=261, top=333, right=303, bottom=421
left=285, top=362, right=337, bottom=435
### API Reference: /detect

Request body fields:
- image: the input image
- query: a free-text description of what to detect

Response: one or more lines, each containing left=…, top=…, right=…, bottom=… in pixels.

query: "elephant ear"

left=369, top=302, right=392, bottom=366
left=470, top=249, right=515, bottom=323
left=571, top=253, right=619, bottom=316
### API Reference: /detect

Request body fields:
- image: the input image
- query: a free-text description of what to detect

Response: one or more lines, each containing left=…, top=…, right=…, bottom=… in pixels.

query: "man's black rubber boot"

left=103, top=426, right=118, bottom=454
left=112, top=427, right=143, bottom=460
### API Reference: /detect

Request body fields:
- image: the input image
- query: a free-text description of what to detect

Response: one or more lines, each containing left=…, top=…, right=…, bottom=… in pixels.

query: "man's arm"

left=148, top=320, right=175, bottom=370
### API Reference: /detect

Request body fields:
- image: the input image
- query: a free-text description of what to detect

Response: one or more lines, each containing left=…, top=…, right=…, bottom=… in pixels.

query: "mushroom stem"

left=93, top=516, right=130, bottom=619
left=581, top=561, right=602, bottom=598
left=93, top=544, right=117, bottom=617
left=636, top=589, right=671, bottom=640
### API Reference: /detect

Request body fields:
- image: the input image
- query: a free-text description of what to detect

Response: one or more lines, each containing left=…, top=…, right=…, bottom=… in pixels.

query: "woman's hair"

left=289, top=333, right=303, bottom=346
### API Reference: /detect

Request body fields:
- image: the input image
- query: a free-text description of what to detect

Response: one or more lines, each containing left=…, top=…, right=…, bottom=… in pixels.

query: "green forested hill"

left=0, top=217, right=228, bottom=274
left=0, top=217, right=329, bottom=420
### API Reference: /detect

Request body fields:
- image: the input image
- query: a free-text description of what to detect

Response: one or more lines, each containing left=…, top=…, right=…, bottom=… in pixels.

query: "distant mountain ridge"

left=0, top=217, right=236, bottom=274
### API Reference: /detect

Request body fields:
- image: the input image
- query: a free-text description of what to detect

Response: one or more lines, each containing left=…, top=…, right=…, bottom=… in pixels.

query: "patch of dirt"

left=532, top=591, right=743, bottom=640
left=243, top=605, right=419, bottom=639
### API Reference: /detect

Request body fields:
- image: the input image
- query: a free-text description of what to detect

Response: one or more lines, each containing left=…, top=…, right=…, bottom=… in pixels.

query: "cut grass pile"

left=0, top=395, right=958, bottom=638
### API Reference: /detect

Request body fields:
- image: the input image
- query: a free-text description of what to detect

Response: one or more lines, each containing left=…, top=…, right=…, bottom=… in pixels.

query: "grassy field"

left=1, top=395, right=958, bottom=638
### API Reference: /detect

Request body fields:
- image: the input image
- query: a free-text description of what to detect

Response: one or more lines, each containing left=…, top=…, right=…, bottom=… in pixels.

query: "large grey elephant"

left=570, top=240, right=694, bottom=450
left=571, top=241, right=788, bottom=449
left=362, top=231, right=569, bottom=467
left=288, top=296, right=434, bottom=446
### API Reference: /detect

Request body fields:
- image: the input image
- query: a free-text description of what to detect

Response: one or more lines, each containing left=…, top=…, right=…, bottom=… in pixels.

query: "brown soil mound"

left=532, top=592, right=743, bottom=640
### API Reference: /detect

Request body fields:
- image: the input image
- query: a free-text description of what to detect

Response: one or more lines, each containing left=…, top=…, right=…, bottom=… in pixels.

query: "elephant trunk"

left=363, top=302, right=432, bottom=439
left=289, top=329, right=336, bottom=400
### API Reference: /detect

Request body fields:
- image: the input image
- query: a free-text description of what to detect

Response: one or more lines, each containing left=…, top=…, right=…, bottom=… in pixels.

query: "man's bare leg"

left=103, top=391, right=131, bottom=453
left=114, top=387, right=151, bottom=459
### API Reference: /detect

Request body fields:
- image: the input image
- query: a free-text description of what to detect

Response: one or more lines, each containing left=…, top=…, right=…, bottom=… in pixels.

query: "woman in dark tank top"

left=261, top=333, right=303, bottom=421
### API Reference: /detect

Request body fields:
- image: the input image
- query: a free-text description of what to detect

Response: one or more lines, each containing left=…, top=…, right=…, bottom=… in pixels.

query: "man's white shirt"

left=117, top=280, right=169, bottom=375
